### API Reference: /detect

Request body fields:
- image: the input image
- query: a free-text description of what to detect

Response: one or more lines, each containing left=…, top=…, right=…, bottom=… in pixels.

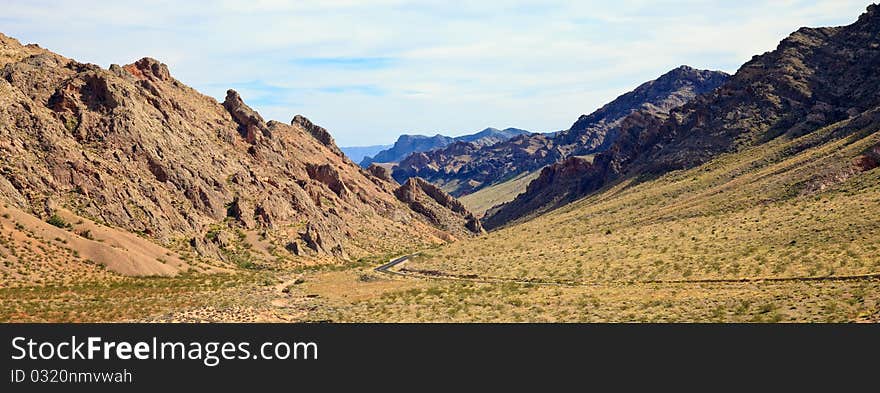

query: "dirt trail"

left=377, top=254, right=880, bottom=287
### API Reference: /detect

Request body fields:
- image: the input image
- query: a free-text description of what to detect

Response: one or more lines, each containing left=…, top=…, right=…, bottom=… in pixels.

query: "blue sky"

left=1, top=0, right=871, bottom=146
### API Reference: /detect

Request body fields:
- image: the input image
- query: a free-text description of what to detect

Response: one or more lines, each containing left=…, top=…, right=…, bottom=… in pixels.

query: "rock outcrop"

left=123, top=57, right=171, bottom=81
left=366, top=164, right=395, bottom=183
left=292, top=114, right=344, bottom=157
left=306, top=163, right=349, bottom=197
left=394, top=178, right=484, bottom=236
left=299, top=222, right=347, bottom=258
left=223, top=89, right=269, bottom=144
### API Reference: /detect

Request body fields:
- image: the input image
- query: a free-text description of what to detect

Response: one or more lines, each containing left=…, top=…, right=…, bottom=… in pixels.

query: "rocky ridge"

left=359, top=127, right=531, bottom=167
left=0, top=32, right=477, bottom=276
left=392, top=66, right=728, bottom=197
left=484, top=4, right=880, bottom=229
left=394, top=177, right=484, bottom=236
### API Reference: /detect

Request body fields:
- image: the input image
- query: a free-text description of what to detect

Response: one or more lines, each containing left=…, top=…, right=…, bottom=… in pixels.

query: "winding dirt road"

left=375, top=254, right=880, bottom=287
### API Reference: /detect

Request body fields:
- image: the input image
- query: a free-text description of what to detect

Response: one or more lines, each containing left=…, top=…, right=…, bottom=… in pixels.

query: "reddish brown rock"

left=223, top=89, right=269, bottom=144
left=394, top=178, right=483, bottom=236
left=366, top=164, right=395, bottom=183
left=0, top=32, right=474, bottom=264
left=292, top=114, right=343, bottom=157
left=123, top=57, right=171, bottom=81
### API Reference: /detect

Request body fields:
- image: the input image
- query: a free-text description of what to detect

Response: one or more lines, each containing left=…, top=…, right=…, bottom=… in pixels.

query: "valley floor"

left=2, top=255, right=876, bottom=323
left=2, top=121, right=879, bottom=323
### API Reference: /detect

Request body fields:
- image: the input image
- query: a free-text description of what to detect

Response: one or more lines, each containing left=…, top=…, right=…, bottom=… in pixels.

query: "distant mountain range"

left=357, top=127, right=531, bottom=167
left=340, top=144, right=391, bottom=163
left=392, top=66, right=729, bottom=197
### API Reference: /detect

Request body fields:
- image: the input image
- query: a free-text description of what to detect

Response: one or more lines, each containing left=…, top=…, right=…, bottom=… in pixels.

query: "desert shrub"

left=47, top=214, right=71, bottom=229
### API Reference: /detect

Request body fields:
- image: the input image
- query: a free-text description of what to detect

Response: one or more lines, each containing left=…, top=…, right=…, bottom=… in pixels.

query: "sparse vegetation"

left=46, top=214, right=71, bottom=229
left=408, top=120, right=880, bottom=285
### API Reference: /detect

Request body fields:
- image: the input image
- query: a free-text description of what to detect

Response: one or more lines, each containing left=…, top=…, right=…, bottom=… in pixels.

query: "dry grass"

left=0, top=273, right=262, bottom=322
left=459, top=170, right=541, bottom=217
left=3, top=118, right=878, bottom=323
left=411, top=120, right=880, bottom=284
left=326, top=279, right=879, bottom=323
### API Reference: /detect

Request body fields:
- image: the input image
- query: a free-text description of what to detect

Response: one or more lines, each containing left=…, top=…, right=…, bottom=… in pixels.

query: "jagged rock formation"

left=223, top=89, right=269, bottom=144
left=456, top=127, right=532, bottom=146
left=394, top=178, right=484, bottom=237
left=359, top=127, right=530, bottom=167
left=0, top=32, right=478, bottom=270
left=393, top=66, right=728, bottom=196
left=362, top=134, right=455, bottom=167
left=556, top=65, right=729, bottom=155
left=484, top=4, right=880, bottom=229
left=292, top=114, right=344, bottom=157
left=393, top=133, right=560, bottom=196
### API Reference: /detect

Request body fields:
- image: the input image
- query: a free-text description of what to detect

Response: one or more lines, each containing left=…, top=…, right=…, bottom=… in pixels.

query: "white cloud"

left=0, top=0, right=871, bottom=145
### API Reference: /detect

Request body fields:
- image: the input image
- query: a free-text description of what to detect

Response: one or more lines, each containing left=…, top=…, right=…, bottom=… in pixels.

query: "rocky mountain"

left=456, top=127, right=532, bottom=145
left=360, top=134, right=454, bottom=167
left=0, top=32, right=478, bottom=279
left=340, top=144, right=391, bottom=163
left=394, top=177, right=484, bottom=237
left=393, top=66, right=728, bottom=196
left=359, top=127, right=531, bottom=167
left=483, top=4, right=880, bottom=229
left=554, top=65, right=729, bottom=155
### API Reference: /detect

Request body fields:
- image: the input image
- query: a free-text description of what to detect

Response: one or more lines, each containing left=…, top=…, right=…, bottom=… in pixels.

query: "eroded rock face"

left=306, top=163, right=348, bottom=197
left=366, top=164, right=395, bottom=183
left=223, top=89, right=270, bottom=144
left=394, top=177, right=483, bottom=236
left=123, top=57, right=171, bottom=81
left=226, top=196, right=256, bottom=228
left=299, top=222, right=347, bottom=259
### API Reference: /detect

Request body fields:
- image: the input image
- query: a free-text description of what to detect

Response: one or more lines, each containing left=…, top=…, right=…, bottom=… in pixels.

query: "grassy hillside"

left=459, top=170, right=541, bottom=217
left=408, top=116, right=880, bottom=284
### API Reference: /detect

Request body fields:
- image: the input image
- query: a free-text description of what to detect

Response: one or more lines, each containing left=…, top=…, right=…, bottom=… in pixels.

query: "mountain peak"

left=393, top=66, right=728, bottom=199
left=850, top=3, right=880, bottom=33
left=658, top=64, right=728, bottom=82
left=123, top=57, right=171, bottom=81
left=861, top=3, right=879, bottom=20
left=672, top=64, right=695, bottom=72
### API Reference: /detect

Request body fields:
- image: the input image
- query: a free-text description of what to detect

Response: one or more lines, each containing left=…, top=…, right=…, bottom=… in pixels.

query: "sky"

left=0, top=0, right=871, bottom=146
